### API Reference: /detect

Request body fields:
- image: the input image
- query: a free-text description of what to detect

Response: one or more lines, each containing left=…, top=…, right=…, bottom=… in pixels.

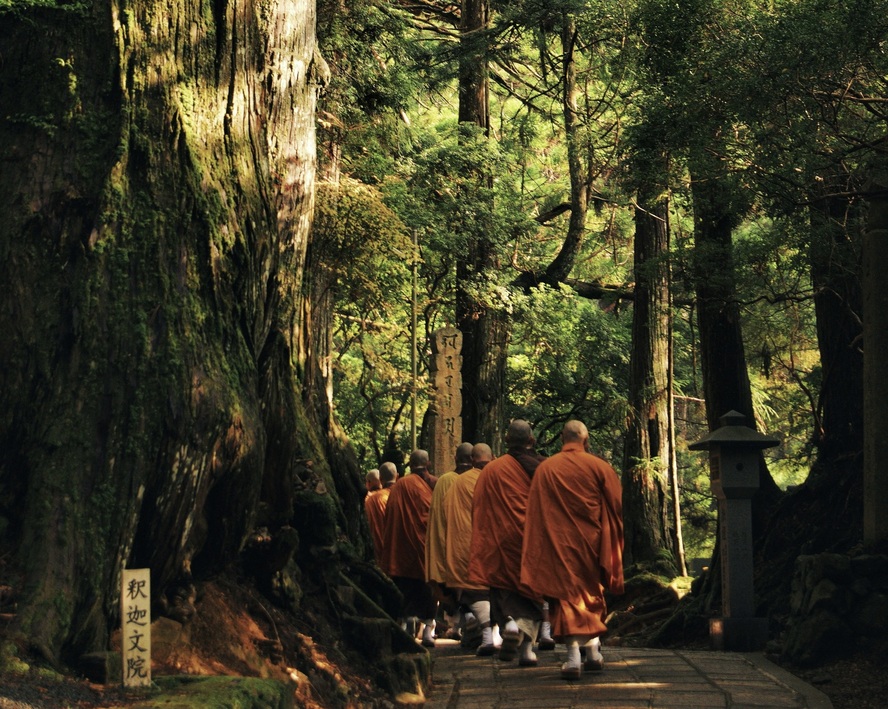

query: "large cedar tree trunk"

left=809, top=186, right=864, bottom=466
left=622, top=193, right=673, bottom=567
left=456, top=0, right=507, bottom=450
left=863, top=175, right=888, bottom=547
left=0, top=0, right=330, bottom=664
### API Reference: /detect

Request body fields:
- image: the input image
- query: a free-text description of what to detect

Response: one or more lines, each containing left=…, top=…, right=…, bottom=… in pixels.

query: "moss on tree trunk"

left=0, top=0, right=333, bottom=665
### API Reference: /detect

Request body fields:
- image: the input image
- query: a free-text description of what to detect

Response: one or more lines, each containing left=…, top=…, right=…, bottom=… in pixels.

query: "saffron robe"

left=364, top=487, right=391, bottom=565
left=520, top=441, right=624, bottom=639
left=379, top=473, right=433, bottom=580
left=425, top=471, right=459, bottom=584
left=468, top=453, right=535, bottom=595
left=443, top=467, right=485, bottom=590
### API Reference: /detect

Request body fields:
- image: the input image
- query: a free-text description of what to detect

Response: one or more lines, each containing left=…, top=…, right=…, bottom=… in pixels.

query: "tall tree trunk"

left=622, top=189, right=673, bottom=568
left=863, top=175, right=888, bottom=547
left=0, top=0, right=328, bottom=664
left=300, top=194, right=366, bottom=544
left=809, top=184, right=863, bottom=467
left=456, top=0, right=507, bottom=449
left=542, top=15, right=587, bottom=284
left=690, top=165, right=780, bottom=514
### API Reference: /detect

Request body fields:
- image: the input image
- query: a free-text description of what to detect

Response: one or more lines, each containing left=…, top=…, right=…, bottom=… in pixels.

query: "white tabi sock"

left=422, top=619, right=436, bottom=643
left=584, top=636, right=603, bottom=662
left=481, top=625, right=493, bottom=647
left=519, top=637, right=536, bottom=663
left=540, top=620, right=553, bottom=641
left=565, top=638, right=582, bottom=669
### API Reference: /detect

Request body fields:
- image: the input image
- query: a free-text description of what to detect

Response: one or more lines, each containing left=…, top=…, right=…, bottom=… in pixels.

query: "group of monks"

left=363, top=418, right=624, bottom=681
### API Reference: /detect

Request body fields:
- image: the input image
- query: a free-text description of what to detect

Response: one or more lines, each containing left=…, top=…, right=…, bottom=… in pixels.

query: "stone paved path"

left=423, top=640, right=832, bottom=708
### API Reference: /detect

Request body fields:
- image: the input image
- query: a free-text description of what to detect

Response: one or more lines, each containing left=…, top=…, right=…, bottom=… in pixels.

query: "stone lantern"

left=689, top=410, right=779, bottom=651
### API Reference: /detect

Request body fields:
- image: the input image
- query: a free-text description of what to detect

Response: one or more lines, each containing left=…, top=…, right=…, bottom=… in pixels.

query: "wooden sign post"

left=429, top=326, right=463, bottom=477
left=121, top=568, right=151, bottom=688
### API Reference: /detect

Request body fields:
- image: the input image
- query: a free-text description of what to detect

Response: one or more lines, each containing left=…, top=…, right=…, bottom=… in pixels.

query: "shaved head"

left=505, top=419, right=535, bottom=448
left=379, top=461, right=398, bottom=484
left=455, top=442, right=474, bottom=467
left=562, top=419, right=589, bottom=444
left=409, top=449, right=430, bottom=473
left=365, top=469, right=381, bottom=491
left=471, top=443, right=493, bottom=468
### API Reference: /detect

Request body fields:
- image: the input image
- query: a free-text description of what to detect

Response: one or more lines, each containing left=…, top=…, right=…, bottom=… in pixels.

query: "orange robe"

left=443, top=467, right=485, bottom=590
left=379, top=473, right=433, bottom=580
left=520, top=441, right=624, bottom=639
left=468, top=453, right=534, bottom=594
left=364, top=487, right=391, bottom=565
left=425, top=471, right=459, bottom=583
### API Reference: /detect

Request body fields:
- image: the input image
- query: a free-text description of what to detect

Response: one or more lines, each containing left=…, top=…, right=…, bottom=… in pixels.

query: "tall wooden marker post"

left=429, top=326, right=463, bottom=476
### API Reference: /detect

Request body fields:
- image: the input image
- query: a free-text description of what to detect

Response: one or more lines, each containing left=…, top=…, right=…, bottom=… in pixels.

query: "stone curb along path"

left=423, top=640, right=833, bottom=709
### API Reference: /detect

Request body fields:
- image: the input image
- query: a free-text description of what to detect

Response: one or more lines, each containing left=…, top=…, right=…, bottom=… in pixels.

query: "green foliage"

left=506, top=284, right=631, bottom=459
left=131, top=676, right=293, bottom=709
left=314, top=179, right=412, bottom=310
left=0, top=0, right=90, bottom=17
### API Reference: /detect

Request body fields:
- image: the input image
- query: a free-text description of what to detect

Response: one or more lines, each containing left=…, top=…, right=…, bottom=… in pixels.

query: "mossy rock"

left=377, top=652, right=430, bottom=698
left=0, top=640, right=30, bottom=674
left=128, top=675, right=293, bottom=708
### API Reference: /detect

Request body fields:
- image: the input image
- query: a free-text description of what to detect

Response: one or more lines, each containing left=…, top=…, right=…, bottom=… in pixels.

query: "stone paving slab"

left=423, top=640, right=833, bottom=708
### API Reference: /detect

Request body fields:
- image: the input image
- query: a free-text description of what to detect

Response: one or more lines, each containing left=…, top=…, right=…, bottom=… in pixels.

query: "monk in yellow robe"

left=468, top=420, right=546, bottom=665
left=521, top=420, right=624, bottom=680
left=425, top=442, right=474, bottom=624
left=442, top=443, right=496, bottom=655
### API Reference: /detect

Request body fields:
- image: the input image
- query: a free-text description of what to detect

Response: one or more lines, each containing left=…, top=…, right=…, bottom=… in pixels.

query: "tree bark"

left=543, top=15, right=587, bottom=284
left=809, top=184, right=863, bottom=466
left=863, top=175, right=888, bottom=547
left=456, top=0, right=508, bottom=449
left=622, top=191, right=673, bottom=568
left=0, top=0, right=328, bottom=663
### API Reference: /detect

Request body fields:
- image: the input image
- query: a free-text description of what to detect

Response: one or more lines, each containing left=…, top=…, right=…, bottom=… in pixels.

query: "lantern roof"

left=688, top=410, right=780, bottom=451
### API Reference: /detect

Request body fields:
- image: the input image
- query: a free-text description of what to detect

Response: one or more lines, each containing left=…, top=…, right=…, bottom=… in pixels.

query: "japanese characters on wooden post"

left=121, top=568, right=151, bottom=688
left=429, top=326, right=463, bottom=477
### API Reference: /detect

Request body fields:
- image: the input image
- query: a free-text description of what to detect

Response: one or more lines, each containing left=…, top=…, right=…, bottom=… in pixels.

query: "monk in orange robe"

left=364, top=462, right=397, bottom=566
left=521, top=420, right=624, bottom=680
left=468, top=419, right=546, bottom=665
left=443, top=443, right=495, bottom=654
left=379, top=450, right=438, bottom=647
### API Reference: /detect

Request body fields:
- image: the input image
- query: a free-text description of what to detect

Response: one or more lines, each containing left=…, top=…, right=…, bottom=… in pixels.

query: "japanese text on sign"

left=121, top=568, right=151, bottom=688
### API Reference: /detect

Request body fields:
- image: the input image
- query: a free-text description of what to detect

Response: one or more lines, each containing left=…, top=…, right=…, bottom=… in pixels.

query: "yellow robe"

left=443, top=467, right=485, bottom=590
left=425, top=471, right=459, bottom=583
